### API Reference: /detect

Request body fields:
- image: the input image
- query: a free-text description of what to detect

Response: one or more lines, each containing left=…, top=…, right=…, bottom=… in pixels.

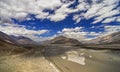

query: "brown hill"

left=50, top=36, right=81, bottom=45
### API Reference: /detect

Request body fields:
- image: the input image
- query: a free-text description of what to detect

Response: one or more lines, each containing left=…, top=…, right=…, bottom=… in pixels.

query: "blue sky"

left=0, top=0, right=120, bottom=41
left=13, top=14, right=104, bottom=35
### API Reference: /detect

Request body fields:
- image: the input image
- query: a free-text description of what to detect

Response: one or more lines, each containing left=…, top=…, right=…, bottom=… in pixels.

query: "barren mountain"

left=87, top=31, right=120, bottom=44
left=10, top=35, right=35, bottom=45
left=0, top=31, right=16, bottom=44
left=49, top=36, right=81, bottom=45
left=0, top=31, right=27, bottom=54
left=0, top=31, right=35, bottom=45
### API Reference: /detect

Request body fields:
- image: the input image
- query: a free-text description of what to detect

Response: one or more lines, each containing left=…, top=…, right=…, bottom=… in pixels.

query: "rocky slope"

left=48, top=36, right=81, bottom=45
left=86, top=31, right=120, bottom=44
left=0, top=31, right=35, bottom=45
left=0, top=31, right=16, bottom=44
left=10, top=35, right=35, bottom=45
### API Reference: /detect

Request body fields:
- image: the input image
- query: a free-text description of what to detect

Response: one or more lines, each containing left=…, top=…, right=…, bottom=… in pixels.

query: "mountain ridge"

left=43, top=36, right=81, bottom=45
left=0, top=31, right=35, bottom=45
left=85, top=31, right=120, bottom=44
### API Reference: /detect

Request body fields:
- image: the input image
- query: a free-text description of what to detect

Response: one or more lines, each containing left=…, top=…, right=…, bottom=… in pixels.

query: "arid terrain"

left=0, top=31, right=120, bottom=72
left=0, top=44, right=120, bottom=72
left=0, top=0, right=120, bottom=72
left=44, top=44, right=120, bottom=72
left=0, top=45, right=58, bottom=72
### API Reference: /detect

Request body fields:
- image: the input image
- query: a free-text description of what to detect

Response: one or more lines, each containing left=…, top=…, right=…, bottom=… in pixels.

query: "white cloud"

left=57, top=27, right=103, bottom=41
left=0, top=0, right=62, bottom=23
left=102, top=17, right=117, bottom=23
left=103, top=0, right=119, bottom=5
left=88, top=32, right=101, bottom=36
left=73, top=0, right=120, bottom=24
left=77, top=1, right=89, bottom=11
left=84, top=3, right=104, bottom=19
left=0, top=23, right=49, bottom=41
left=104, top=25, right=120, bottom=34
left=48, top=1, right=78, bottom=22
left=0, top=0, right=78, bottom=23
left=48, top=13, right=67, bottom=22
left=73, top=14, right=82, bottom=24
left=58, top=25, right=120, bottom=41
left=0, top=0, right=119, bottom=24
left=58, top=27, right=87, bottom=41
left=116, top=16, right=120, bottom=22
left=14, top=12, right=28, bottom=21
left=93, top=8, right=119, bottom=23
left=91, top=25, right=120, bottom=39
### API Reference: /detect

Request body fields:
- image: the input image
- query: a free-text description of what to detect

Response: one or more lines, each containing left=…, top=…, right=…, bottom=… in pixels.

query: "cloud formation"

left=58, top=25, right=120, bottom=41
left=0, top=23, right=48, bottom=41
left=0, top=0, right=120, bottom=41
left=104, top=25, right=120, bottom=34
left=0, top=0, right=119, bottom=24
left=74, top=0, right=120, bottom=24
left=58, top=27, right=98, bottom=41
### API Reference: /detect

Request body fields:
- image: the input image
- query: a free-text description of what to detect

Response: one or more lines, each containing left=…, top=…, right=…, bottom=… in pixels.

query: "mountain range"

left=43, top=31, right=120, bottom=45
left=0, top=31, right=120, bottom=46
left=42, top=36, right=81, bottom=45
left=86, top=31, right=120, bottom=44
left=10, top=35, right=35, bottom=45
left=0, top=31, right=35, bottom=45
left=0, top=31, right=29, bottom=54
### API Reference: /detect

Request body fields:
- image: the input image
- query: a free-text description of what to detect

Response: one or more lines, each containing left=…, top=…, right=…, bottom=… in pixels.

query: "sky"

left=0, top=0, right=120, bottom=41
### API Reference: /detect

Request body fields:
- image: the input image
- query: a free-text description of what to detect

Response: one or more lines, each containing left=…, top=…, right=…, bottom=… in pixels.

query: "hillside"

left=49, top=36, right=81, bottom=45
left=10, top=35, right=36, bottom=45
left=85, top=31, right=120, bottom=44
left=0, top=31, right=29, bottom=55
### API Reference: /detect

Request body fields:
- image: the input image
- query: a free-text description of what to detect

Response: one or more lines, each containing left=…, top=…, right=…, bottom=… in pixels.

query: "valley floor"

left=44, top=45, right=120, bottom=72
left=0, top=45, right=120, bottom=72
left=0, top=48, right=58, bottom=72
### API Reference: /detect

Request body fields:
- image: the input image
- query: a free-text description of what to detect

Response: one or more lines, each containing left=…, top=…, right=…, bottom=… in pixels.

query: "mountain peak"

left=50, top=36, right=81, bottom=45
